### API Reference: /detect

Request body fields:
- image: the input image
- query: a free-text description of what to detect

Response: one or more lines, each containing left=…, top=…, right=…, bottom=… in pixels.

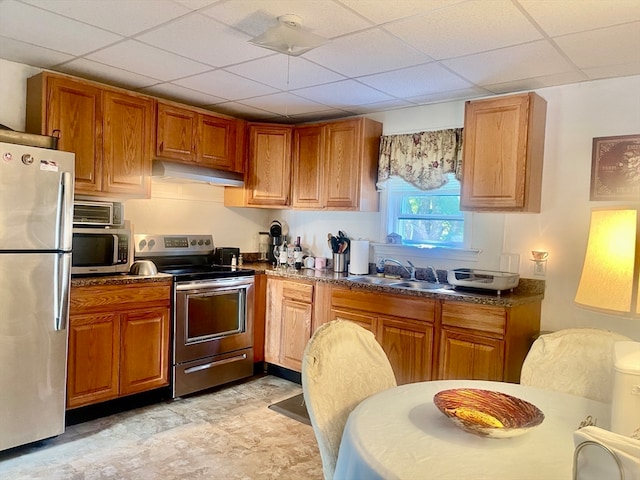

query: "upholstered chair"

left=302, top=320, right=397, bottom=480
left=521, top=328, right=631, bottom=403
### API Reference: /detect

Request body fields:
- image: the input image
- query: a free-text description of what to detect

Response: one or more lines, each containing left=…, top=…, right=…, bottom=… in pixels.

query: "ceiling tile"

left=226, top=55, right=345, bottom=90
left=21, top=0, right=191, bottom=36
left=199, top=0, right=372, bottom=38
left=141, top=83, right=227, bottom=106
left=0, top=0, right=122, bottom=56
left=304, top=28, right=431, bottom=77
left=358, top=63, right=472, bottom=98
left=405, top=86, right=491, bottom=105
left=86, top=40, right=211, bottom=82
left=347, top=98, right=414, bottom=115
left=442, top=40, right=576, bottom=85
left=136, top=13, right=269, bottom=67
left=293, top=79, right=393, bottom=108
left=582, top=62, right=640, bottom=80
left=57, top=58, right=160, bottom=89
left=211, top=102, right=276, bottom=120
left=554, top=23, right=640, bottom=69
left=0, top=36, right=74, bottom=68
left=238, top=92, right=334, bottom=117
left=174, top=70, right=278, bottom=100
left=483, top=71, right=588, bottom=95
left=385, top=0, right=542, bottom=60
left=520, top=0, right=640, bottom=36
left=338, top=0, right=462, bottom=24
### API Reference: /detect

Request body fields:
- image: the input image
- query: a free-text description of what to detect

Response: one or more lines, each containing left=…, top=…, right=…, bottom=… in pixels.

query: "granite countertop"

left=243, top=261, right=544, bottom=307
left=71, top=272, right=173, bottom=287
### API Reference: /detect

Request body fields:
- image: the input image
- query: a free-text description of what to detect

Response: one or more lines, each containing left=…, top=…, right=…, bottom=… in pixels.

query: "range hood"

left=152, top=160, right=244, bottom=187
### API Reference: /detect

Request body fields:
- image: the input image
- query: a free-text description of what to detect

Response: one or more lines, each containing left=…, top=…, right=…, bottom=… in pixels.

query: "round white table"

left=334, top=380, right=610, bottom=480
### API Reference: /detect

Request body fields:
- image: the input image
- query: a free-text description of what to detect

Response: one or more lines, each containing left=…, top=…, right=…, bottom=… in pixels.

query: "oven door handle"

left=175, top=278, right=253, bottom=291
left=184, top=353, right=248, bottom=374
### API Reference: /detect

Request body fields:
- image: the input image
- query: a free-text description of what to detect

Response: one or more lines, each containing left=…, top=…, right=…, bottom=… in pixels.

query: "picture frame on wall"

left=590, top=134, right=640, bottom=201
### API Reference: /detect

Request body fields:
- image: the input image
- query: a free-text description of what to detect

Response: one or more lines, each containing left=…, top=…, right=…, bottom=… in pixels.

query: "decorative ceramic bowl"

left=433, top=389, right=544, bottom=438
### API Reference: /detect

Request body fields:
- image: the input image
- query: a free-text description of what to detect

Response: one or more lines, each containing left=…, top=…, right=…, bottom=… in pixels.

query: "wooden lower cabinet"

left=263, top=278, right=540, bottom=385
left=67, top=281, right=171, bottom=409
left=328, top=288, right=435, bottom=385
left=437, top=300, right=540, bottom=383
left=265, top=278, right=314, bottom=371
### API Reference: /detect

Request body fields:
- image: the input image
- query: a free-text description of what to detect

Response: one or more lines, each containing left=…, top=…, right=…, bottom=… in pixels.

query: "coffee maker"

left=267, top=220, right=285, bottom=264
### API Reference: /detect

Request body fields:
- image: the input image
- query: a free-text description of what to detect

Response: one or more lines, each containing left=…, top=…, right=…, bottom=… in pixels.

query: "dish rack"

left=447, top=268, right=520, bottom=293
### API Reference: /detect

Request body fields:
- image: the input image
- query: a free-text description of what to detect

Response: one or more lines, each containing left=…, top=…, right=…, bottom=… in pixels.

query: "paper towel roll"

left=349, top=240, right=370, bottom=275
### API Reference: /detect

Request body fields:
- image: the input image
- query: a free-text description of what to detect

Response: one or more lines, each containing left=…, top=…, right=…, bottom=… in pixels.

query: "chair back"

left=521, top=328, right=630, bottom=403
left=302, top=320, right=397, bottom=480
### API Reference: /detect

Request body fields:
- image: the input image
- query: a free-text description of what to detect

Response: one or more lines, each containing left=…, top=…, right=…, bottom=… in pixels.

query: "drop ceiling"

left=1, top=0, right=639, bottom=124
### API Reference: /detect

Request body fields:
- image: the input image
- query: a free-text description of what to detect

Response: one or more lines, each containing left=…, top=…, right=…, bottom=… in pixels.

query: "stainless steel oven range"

left=135, top=234, right=254, bottom=398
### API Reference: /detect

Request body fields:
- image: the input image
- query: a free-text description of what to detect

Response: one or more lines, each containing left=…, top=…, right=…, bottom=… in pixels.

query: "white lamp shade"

left=575, top=208, right=640, bottom=316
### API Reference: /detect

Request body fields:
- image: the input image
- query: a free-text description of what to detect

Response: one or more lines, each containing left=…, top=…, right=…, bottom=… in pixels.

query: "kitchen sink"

left=346, top=276, right=403, bottom=285
left=346, top=276, right=444, bottom=291
left=390, top=280, right=442, bottom=291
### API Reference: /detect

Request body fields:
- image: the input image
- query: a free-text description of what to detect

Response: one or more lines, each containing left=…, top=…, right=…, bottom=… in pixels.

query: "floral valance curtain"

left=377, top=128, right=463, bottom=191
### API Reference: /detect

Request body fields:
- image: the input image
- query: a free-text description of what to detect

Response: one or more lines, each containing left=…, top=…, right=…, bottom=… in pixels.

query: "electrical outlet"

left=533, top=261, right=546, bottom=276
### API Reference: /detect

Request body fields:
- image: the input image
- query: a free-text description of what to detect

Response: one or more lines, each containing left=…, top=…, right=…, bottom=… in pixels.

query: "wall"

left=2, top=58, right=638, bottom=339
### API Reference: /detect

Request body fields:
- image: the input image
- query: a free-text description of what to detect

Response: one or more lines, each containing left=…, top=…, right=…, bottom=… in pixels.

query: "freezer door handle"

left=57, top=171, right=74, bottom=251
left=55, top=253, right=71, bottom=331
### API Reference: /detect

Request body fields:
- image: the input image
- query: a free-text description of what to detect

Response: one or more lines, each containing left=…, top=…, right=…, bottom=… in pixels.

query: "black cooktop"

left=160, top=264, right=254, bottom=282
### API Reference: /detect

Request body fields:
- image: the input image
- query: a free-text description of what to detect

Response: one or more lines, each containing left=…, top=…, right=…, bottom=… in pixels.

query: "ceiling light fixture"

left=248, top=14, right=328, bottom=56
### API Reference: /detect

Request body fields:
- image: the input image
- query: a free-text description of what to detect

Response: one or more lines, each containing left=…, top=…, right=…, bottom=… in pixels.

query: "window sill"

left=371, top=243, right=481, bottom=263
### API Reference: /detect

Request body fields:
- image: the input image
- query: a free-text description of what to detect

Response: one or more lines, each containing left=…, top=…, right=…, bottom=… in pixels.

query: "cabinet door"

left=67, top=312, right=120, bottom=408
left=330, top=308, right=376, bottom=332
left=103, top=91, right=153, bottom=197
left=156, top=103, right=197, bottom=162
left=247, top=124, right=292, bottom=207
left=324, top=119, right=361, bottom=209
left=197, top=114, right=237, bottom=170
left=461, top=93, right=546, bottom=212
left=378, top=316, right=433, bottom=385
left=120, top=307, right=170, bottom=396
left=46, top=76, right=103, bottom=194
left=292, top=125, right=325, bottom=209
left=438, top=329, right=504, bottom=381
left=280, top=299, right=312, bottom=371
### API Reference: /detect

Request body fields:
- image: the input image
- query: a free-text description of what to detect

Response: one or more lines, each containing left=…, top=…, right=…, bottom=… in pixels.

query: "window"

left=385, top=174, right=465, bottom=247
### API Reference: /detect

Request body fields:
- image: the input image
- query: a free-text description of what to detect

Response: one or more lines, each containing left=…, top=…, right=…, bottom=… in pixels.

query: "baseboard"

left=265, top=363, right=301, bottom=384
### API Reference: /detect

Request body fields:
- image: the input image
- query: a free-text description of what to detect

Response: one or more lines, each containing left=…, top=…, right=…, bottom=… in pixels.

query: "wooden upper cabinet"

left=292, top=117, right=382, bottom=211
left=292, top=124, right=325, bottom=209
left=156, top=101, right=241, bottom=172
left=26, top=72, right=152, bottom=198
left=28, top=74, right=103, bottom=193
left=103, top=91, right=153, bottom=196
left=460, top=92, right=547, bottom=212
left=246, top=123, right=292, bottom=207
left=156, top=103, right=197, bottom=162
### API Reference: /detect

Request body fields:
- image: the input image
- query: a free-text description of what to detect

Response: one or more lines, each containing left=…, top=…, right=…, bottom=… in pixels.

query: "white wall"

left=2, top=58, right=638, bottom=339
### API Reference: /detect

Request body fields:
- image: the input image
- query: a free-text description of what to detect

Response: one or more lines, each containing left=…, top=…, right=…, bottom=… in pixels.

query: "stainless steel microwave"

left=73, top=200, right=124, bottom=227
left=71, top=221, right=132, bottom=275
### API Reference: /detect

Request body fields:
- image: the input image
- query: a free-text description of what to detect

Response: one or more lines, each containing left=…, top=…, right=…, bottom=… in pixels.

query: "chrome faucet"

left=427, top=265, right=440, bottom=284
left=381, top=258, right=416, bottom=280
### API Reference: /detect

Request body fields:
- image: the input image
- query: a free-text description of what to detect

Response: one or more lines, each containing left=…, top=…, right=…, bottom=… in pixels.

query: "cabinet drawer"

left=282, top=281, right=314, bottom=303
left=71, top=282, right=171, bottom=313
left=441, top=302, right=506, bottom=336
left=332, top=288, right=435, bottom=323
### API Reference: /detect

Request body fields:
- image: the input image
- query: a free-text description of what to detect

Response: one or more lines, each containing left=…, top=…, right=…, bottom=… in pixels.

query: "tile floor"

left=0, top=376, right=323, bottom=480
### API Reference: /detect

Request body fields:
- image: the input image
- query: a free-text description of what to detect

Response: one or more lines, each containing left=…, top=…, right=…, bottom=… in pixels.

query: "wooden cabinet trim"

left=441, top=301, right=506, bottom=336
left=331, top=287, right=435, bottom=322
left=70, top=282, right=171, bottom=313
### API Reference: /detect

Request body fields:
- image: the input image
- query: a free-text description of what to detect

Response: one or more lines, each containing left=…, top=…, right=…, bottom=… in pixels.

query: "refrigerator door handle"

left=57, top=171, right=74, bottom=251
left=55, top=253, right=72, bottom=331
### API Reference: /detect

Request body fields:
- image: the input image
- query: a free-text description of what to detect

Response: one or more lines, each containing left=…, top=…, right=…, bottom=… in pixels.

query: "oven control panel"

left=134, top=234, right=214, bottom=256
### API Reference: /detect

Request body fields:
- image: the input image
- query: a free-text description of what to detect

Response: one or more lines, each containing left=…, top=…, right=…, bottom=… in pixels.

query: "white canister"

left=304, top=256, right=315, bottom=269
left=349, top=240, right=370, bottom=275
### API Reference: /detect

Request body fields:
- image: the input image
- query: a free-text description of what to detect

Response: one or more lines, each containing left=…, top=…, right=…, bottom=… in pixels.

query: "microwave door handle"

left=112, top=234, right=119, bottom=264
left=56, top=171, right=74, bottom=251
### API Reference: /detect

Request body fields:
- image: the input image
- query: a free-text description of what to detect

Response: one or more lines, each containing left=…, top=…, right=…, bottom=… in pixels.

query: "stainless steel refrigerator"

left=0, top=141, right=74, bottom=451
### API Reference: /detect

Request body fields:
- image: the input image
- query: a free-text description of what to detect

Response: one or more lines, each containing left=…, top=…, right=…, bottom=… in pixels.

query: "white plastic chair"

left=302, top=320, right=397, bottom=480
left=521, top=328, right=631, bottom=403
